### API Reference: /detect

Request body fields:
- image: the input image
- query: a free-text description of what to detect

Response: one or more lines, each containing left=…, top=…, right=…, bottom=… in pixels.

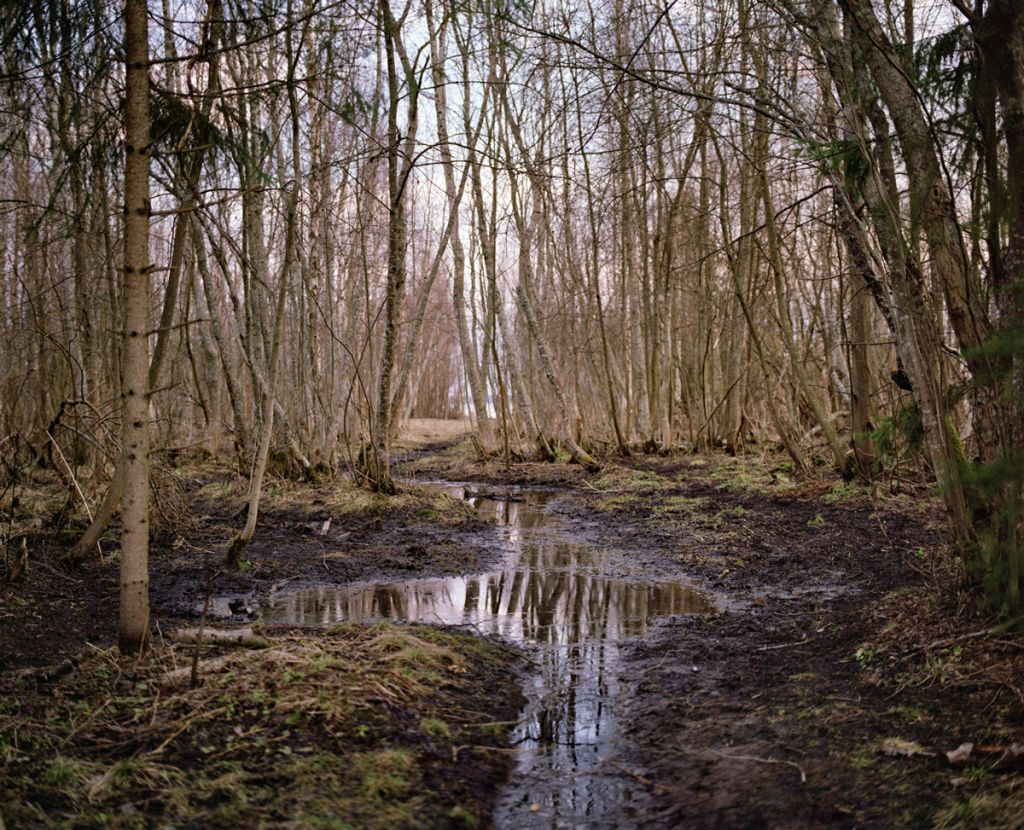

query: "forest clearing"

left=2, top=0, right=1024, bottom=826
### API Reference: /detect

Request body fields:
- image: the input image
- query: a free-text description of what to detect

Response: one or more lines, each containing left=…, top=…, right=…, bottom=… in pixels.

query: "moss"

left=421, top=718, right=452, bottom=738
left=824, top=482, right=861, bottom=504
left=595, top=494, right=642, bottom=512
left=883, top=704, right=927, bottom=724
left=705, top=458, right=798, bottom=493
left=448, top=805, right=479, bottom=827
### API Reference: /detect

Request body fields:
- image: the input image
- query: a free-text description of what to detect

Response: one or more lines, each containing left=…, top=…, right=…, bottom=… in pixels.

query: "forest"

left=1, top=0, right=1023, bottom=827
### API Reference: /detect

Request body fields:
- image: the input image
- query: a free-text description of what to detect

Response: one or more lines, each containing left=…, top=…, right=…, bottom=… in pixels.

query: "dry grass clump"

left=0, top=623, right=516, bottom=828
left=588, top=465, right=674, bottom=494
left=187, top=459, right=483, bottom=529
left=934, top=777, right=1024, bottom=830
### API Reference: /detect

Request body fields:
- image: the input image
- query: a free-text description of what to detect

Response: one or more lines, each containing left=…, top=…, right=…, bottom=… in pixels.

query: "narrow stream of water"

left=231, top=483, right=714, bottom=827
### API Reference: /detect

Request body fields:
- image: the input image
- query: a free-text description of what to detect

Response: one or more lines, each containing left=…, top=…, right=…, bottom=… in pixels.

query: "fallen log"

left=170, top=627, right=269, bottom=649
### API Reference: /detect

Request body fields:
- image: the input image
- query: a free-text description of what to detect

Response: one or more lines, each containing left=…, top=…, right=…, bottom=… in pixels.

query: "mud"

left=396, top=448, right=1023, bottom=828
left=3, top=442, right=1023, bottom=828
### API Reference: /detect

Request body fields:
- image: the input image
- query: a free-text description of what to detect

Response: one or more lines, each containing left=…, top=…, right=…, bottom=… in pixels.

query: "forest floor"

left=2, top=419, right=1023, bottom=828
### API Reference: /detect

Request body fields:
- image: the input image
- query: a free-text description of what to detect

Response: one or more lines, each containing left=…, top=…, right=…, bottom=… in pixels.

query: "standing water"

left=248, top=484, right=714, bottom=828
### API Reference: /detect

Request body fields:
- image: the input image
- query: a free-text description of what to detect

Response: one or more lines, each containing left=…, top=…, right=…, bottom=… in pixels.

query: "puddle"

left=223, top=482, right=715, bottom=827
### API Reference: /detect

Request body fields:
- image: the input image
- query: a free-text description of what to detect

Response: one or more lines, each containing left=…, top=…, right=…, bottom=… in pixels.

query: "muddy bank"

left=0, top=468, right=500, bottom=672
left=1, top=461, right=529, bottom=828
left=562, top=457, right=1023, bottom=828
left=3, top=440, right=1023, bottom=828
left=402, top=447, right=1024, bottom=827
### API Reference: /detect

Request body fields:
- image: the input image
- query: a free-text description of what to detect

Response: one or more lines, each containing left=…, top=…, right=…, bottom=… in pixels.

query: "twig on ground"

left=904, top=624, right=1023, bottom=659
left=757, top=637, right=810, bottom=651
left=706, top=749, right=807, bottom=783
left=172, top=626, right=269, bottom=649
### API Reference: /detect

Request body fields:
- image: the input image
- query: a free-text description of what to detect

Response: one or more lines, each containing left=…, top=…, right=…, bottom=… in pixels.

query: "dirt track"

left=3, top=435, right=1023, bottom=828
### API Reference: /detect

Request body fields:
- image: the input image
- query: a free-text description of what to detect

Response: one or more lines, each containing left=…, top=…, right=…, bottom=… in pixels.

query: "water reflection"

left=262, top=554, right=710, bottom=638
left=255, top=485, right=713, bottom=827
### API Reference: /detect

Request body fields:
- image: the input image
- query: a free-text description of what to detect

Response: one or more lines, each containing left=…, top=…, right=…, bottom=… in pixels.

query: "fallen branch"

left=170, top=627, right=269, bottom=649
left=904, top=618, right=1024, bottom=659
left=757, top=637, right=810, bottom=651
left=9, top=656, right=78, bottom=685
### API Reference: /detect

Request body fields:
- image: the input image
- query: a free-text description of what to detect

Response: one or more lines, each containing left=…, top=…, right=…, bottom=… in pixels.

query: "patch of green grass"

left=652, top=496, right=712, bottom=517
left=919, top=645, right=965, bottom=684
left=788, top=672, right=819, bottom=682
left=355, top=749, right=417, bottom=800
left=589, top=466, right=674, bottom=493
left=961, top=766, right=991, bottom=782
left=448, top=804, right=479, bottom=827
left=847, top=747, right=874, bottom=769
left=884, top=704, right=927, bottom=724
left=420, top=717, right=452, bottom=738
left=595, top=493, right=642, bottom=513
left=706, top=458, right=797, bottom=493
left=194, top=463, right=482, bottom=528
left=854, top=645, right=878, bottom=668
left=475, top=720, right=517, bottom=737
left=824, top=482, right=861, bottom=503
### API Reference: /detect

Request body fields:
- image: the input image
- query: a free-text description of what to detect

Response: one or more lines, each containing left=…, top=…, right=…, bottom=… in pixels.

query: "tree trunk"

left=840, top=0, right=1001, bottom=463
left=370, top=0, right=418, bottom=492
left=979, top=0, right=1024, bottom=611
left=118, top=0, right=152, bottom=655
left=424, top=0, right=493, bottom=448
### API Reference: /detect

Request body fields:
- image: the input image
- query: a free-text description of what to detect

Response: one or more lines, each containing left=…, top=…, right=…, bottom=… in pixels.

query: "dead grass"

left=934, top=776, right=1024, bottom=830
left=396, top=418, right=474, bottom=450
left=0, top=623, right=521, bottom=828
left=185, top=460, right=484, bottom=529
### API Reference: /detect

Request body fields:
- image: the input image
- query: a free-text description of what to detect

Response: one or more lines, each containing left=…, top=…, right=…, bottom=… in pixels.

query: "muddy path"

left=230, top=481, right=716, bottom=829
left=3, top=439, right=1022, bottom=828
left=194, top=440, right=1022, bottom=828
left=391, top=446, right=1023, bottom=828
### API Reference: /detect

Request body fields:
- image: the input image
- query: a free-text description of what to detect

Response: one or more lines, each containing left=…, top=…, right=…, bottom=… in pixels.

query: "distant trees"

left=0, top=0, right=1020, bottom=618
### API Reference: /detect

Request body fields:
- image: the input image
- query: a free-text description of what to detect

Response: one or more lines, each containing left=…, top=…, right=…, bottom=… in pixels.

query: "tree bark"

left=840, top=0, right=1001, bottom=462
left=370, top=0, right=418, bottom=492
left=119, top=0, right=152, bottom=655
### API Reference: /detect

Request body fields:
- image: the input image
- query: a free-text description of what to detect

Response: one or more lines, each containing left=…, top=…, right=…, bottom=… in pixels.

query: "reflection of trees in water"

left=267, top=537, right=710, bottom=638
left=264, top=524, right=711, bottom=820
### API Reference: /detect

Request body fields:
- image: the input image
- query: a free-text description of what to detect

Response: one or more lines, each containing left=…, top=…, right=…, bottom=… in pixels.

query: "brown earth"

left=2, top=431, right=1023, bottom=828
left=398, top=442, right=1024, bottom=828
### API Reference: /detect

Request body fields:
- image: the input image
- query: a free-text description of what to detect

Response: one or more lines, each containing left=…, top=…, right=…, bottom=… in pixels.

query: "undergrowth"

left=0, top=623, right=521, bottom=829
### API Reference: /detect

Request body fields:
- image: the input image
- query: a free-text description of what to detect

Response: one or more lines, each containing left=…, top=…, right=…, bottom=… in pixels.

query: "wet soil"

left=1, top=464, right=529, bottom=828
left=0, top=469, right=498, bottom=672
left=3, top=439, right=1023, bottom=828
left=397, top=446, right=1024, bottom=827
